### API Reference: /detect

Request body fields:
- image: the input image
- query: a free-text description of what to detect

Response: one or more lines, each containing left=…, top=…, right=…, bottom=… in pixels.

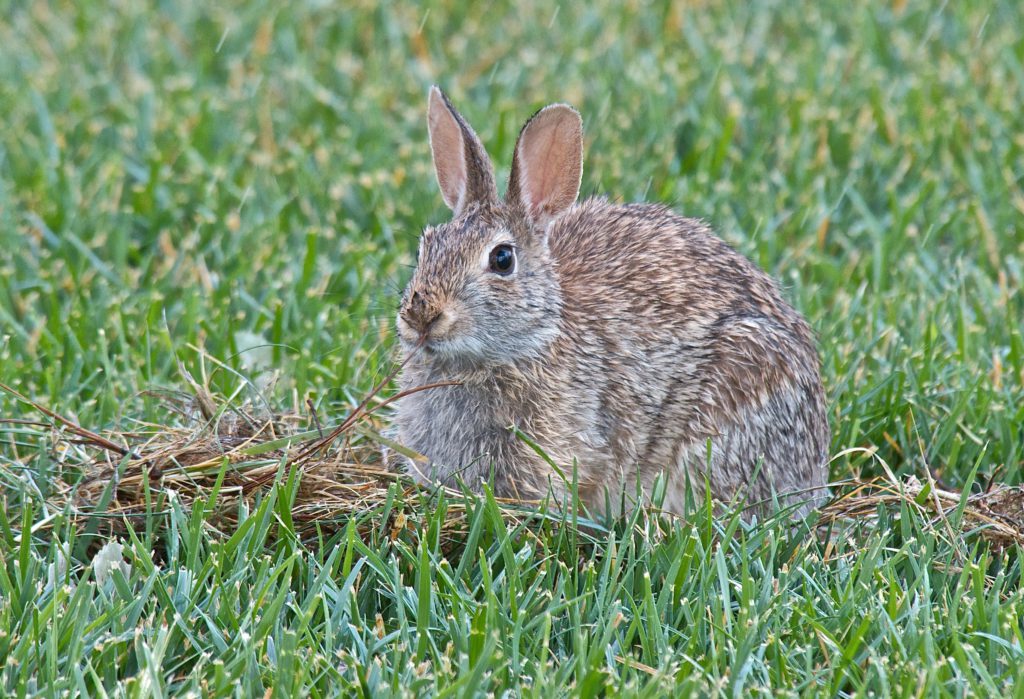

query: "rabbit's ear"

left=427, top=86, right=497, bottom=215
left=507, top=104, right=583, bottom=228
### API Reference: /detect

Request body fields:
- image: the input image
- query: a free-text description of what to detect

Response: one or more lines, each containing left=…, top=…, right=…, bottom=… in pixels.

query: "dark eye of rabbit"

left=488, top=244, right=515, bottom=275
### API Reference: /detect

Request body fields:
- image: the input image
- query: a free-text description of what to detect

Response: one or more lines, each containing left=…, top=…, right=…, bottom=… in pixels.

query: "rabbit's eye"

left=488, top=244, right=516, bottom=275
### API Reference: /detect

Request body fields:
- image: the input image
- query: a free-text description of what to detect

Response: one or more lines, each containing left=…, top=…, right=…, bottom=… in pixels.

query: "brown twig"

left=290, top=353, right=413, bottom=463
left=0, top=381, right=140, bottom=459
left=307, top=397, right=324, bottom=439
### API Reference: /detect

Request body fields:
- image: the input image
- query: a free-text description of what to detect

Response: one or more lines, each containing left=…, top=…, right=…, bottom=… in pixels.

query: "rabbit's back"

left=545, top=199, right=829, bottom=514
left=550, top=200, right=807, bottom=336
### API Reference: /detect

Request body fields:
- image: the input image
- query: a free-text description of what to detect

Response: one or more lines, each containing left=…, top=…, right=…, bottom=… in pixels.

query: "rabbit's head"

left=398, top=87, right=583, bottom=367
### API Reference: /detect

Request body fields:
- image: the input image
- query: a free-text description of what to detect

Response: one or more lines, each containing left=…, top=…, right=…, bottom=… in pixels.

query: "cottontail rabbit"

left=393, top=87, right=829, bottom=518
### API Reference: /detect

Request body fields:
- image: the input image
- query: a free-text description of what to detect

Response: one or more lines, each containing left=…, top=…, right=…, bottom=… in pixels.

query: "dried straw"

left=3, top=382, right=1022, bottom=551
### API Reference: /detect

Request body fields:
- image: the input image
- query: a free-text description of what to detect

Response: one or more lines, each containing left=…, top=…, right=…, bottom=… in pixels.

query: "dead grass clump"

left=3, top=381, right=1022, bottom=551
left=820, top=471, right=1024, bottom=551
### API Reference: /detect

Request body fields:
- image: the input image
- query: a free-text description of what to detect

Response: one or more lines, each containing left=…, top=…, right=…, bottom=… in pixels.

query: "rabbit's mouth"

left=397, top=319, right=495, bottom=368
left=398, top=309, right=468, bottom=352
left=415, top=334, right=482, bottom=359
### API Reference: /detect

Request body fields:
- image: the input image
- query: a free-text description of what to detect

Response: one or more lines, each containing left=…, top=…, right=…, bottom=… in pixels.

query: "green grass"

left=2, top=0, right=1023, bottom=695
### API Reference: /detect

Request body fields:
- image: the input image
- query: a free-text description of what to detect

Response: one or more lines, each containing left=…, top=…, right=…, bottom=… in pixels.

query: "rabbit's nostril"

left=401, top=289, right=441, bottom=335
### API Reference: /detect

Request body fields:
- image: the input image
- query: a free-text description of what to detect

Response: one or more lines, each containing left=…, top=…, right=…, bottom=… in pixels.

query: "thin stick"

left=236, top=342, right=458, bottom=492
left=0, top=382, right=140, bottom=459
left=291, top=341, right=430, bottom=463
left=307, top=398, right=324, bottom=439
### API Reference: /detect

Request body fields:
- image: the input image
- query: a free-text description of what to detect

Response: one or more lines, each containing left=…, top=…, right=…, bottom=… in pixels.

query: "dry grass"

left=820, top=471, right=1024, bottom=551
left=6, top=380, right=1022, bottom=553
left=3, top=377, right=542, bottom=546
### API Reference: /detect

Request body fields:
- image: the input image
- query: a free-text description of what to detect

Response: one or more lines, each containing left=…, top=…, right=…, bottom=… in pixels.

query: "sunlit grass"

left=1, top=0, right=1022, bottom=695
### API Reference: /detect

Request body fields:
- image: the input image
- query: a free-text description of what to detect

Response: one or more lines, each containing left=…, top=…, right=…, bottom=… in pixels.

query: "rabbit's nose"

left=403, top=290, right=441, bottom=334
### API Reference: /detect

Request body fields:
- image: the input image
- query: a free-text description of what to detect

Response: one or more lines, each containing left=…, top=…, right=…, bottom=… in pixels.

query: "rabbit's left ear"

left=506, top=104, right=583, bottom=229
left=427, top=86, right=497, bottom=216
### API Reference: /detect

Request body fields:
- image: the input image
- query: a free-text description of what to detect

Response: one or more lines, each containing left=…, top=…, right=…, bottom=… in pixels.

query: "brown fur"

left=392, top=88, right=830, bottom=519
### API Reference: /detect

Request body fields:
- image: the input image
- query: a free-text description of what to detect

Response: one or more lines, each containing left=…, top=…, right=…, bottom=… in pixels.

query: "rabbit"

left=392, top=86, right=830, bottom=519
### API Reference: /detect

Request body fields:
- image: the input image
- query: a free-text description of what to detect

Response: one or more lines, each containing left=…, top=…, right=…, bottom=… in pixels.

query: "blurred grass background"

left=2, top=0, right=1021, bottom=485
left=1, top=0, right=1023, bottom=694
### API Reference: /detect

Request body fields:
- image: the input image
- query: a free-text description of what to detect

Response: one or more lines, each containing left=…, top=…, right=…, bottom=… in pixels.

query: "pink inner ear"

left=515, top=106, right=582, bottom=222
left=520, top=121, right=560, bottom=217
left=428, top=92, right=467, bottom=211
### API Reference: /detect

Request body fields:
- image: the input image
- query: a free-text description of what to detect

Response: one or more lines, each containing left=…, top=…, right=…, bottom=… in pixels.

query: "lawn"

left=1, top=0, right=1023, bottom=695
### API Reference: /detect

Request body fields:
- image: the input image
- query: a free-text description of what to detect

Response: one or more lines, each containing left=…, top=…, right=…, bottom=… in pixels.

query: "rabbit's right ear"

left=427, top=86, right=497, bottom=216
left=506, top=104, right=583, bottom=229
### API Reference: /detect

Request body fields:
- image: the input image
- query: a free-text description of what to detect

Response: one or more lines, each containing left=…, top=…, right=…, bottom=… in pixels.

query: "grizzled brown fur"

left=393, top=87, right=830, bottom=518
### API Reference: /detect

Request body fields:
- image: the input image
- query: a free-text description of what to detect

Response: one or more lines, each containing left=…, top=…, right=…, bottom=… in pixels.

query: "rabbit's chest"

left=398, top=377, right=514, bottom=450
